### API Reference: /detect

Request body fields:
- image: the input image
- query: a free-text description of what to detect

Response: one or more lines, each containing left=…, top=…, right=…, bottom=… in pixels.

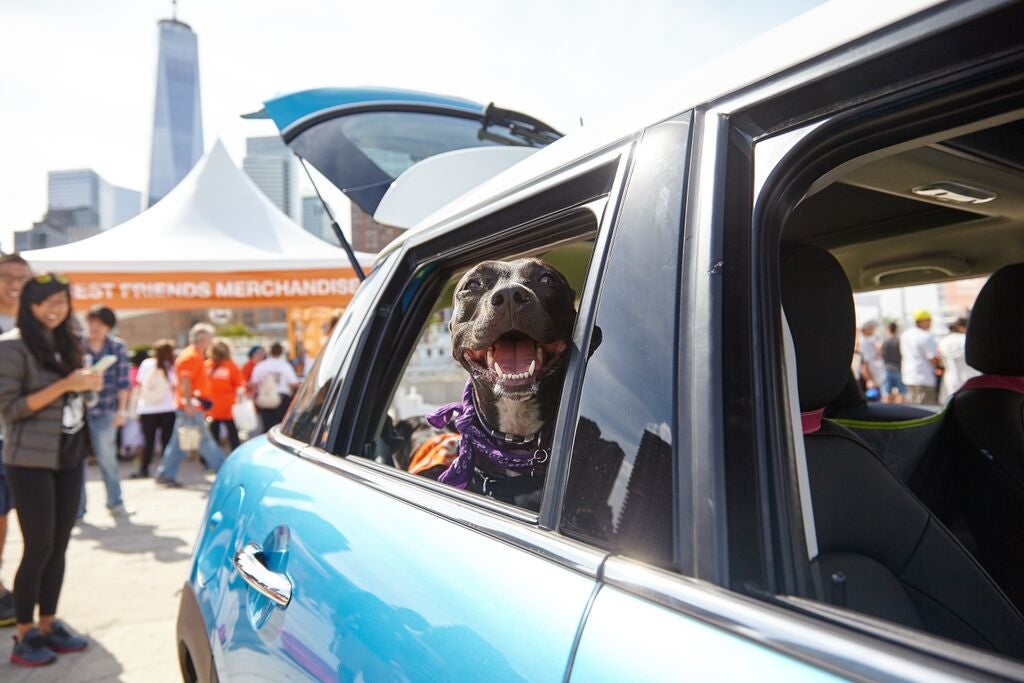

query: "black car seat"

left=947, top=262, right=1024, bottom=610
left=780, top=243, right=1024, bottom=658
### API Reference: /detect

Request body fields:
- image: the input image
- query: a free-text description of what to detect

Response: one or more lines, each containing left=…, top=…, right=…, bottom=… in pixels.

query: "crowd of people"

left=0, top=253, right=303, bottom=666
left=854, top=309, right=980, bottom=405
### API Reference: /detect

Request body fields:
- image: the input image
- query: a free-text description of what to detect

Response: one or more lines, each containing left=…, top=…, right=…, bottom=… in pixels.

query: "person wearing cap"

left=79, top=305, right=133, bottom=518
left=900, top=309, right=942, bottom=404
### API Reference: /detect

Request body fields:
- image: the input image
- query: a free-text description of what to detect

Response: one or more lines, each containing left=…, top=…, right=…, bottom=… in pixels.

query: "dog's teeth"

left=486, top=348, right=494, bottom=369
left=536, top=346, right=544, bottom=365
left=528, top=360, right=536, bottom=376
left=494, top=362, right=504, bottom=377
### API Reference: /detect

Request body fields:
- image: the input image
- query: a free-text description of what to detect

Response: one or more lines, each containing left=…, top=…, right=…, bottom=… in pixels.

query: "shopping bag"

left=232, top=398, right=259, bottom=433
left=177, top=424, right=202, bottom=451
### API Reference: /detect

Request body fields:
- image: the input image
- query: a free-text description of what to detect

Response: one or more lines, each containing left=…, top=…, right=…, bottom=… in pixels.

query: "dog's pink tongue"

left=493, top=338, right=535, bottom=374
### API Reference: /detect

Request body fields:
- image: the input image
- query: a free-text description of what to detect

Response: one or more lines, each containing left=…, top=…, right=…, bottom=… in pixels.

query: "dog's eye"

left=464, top=278, right=483, bottom=291
left=538, top=272, right=555, bottom=285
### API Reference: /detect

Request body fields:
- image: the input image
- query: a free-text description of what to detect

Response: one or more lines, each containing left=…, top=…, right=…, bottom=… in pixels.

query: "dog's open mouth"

left=461, top=331, right=568, bottom=389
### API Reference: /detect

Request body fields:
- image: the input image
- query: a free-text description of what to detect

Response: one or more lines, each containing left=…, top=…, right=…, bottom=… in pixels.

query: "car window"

left=353, top=214, right=601, bottom=513
left=279, top=256, right=394, bottom=444
left=559, top=119, right=690, bottom=568
left=763, top=99, right=1024, bottom=663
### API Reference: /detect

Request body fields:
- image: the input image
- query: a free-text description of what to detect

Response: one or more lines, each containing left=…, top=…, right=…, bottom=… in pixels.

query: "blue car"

left=179, top=1, right=1024, bottom=680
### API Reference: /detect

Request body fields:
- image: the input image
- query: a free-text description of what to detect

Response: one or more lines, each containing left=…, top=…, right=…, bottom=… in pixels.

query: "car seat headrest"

left=966, top=262, right=1024, bottom=376
left=780, top=243, right=855, bottom=412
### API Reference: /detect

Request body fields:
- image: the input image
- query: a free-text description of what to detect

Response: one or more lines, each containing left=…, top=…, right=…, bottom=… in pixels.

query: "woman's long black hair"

left=18, top=275, right=83, bottom=375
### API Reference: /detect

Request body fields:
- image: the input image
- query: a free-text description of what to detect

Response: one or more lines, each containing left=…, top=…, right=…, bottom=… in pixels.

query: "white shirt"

left=135, top=357, right=177, bottom=414
left=938, top=331, right=980, bottom=401
left=900, top=326, right=939, bottom=386
left=250, top=357, right=299, bottom=396
left=858, top=333, right=885, bottom=385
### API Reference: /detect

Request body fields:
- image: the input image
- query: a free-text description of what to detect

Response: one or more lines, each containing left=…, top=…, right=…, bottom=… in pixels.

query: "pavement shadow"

left=1, top=630, right=125, bottom=683
left=74, top=516, right=192, bottom=563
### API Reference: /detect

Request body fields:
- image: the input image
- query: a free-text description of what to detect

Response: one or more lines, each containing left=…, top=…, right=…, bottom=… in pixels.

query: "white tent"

left=24, top=140, right=374, bottom=273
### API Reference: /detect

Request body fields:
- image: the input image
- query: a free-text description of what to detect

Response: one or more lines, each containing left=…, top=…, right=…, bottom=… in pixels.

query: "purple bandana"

left=426, top=381, right=546, bottom=489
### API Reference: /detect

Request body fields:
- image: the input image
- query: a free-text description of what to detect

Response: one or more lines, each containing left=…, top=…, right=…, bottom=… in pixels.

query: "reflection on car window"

left=560, top=121, right=689, bottom=566
left=339, top=112, right=538, bottom=179
left=280, top=257, right=392, bottom=444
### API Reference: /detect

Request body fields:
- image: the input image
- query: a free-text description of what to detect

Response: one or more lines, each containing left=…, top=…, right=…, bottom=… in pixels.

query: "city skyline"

left=1, top=0, right=826, bottom=251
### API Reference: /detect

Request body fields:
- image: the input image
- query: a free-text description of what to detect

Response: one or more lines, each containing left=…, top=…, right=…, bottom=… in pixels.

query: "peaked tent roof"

left=23, top=140, right=374, bottom=273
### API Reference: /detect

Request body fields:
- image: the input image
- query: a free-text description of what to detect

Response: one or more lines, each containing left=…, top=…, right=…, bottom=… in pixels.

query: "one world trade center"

left=146, top=14, right=203, bottom=207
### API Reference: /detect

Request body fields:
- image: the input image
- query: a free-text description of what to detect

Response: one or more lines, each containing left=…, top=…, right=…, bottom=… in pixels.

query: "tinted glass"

left=280, top=257, right=392, bottom=443
left=290, top=111, right=548, bottom=215
left=560, top=120, right=690, bottom=566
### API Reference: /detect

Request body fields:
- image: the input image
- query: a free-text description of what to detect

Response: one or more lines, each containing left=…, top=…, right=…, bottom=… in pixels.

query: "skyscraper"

left=242, top=136, right=300, bottom=219
left=146, top=15, right=203, bottom=207
left=48, top=170, right=141, bottom=230
left=301, top=195, right=333, bottom=241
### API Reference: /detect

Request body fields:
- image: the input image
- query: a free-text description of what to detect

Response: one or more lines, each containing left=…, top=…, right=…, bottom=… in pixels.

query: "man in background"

left=857, top=320, right=885, bottom=399
left=939, top=317, right=980, bottom=401
left=155, top=323, right=226, bottom=487
left=80, top=305, right=133, bottom=518
left=0, top=253, right=30, bottom=625
left=881, top=322, right=907, bottom=403
left=901, top=310, right=942, bottom=404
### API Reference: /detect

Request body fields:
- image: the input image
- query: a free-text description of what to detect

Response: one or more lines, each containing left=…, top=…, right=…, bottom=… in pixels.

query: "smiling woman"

left=0, top=274, right=100, bottom=666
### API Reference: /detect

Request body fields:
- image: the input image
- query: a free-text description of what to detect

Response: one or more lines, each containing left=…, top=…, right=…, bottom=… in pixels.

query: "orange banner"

left=67, top=269, right=364, bottom=311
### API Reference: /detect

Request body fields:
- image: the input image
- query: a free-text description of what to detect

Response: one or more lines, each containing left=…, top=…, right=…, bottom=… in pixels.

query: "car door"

left=211, top=153, right=623, bottom=681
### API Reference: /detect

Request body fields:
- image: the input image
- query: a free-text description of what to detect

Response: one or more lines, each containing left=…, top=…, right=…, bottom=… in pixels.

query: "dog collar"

left=472, top=399, right=542, bottom=446
left=426, top=381, right=551, bottom=489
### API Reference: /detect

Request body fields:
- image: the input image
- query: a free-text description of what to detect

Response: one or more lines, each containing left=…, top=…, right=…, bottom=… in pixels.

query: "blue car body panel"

left=259, top=87, right=484, bottom=135
left=206, top=450, right=596, bottom=682
left=569, top=587, right=842, bottom=682
left=189, top=438, right=295, bottom=641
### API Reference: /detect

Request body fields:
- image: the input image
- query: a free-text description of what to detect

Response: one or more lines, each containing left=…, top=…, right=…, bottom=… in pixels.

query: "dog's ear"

left=587, top=325, right=603, bottom=359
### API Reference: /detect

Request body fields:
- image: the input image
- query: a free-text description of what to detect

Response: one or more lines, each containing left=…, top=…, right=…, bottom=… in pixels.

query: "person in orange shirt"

left=154, top=324, right=226, bottom=487
left=205, top=339, right=243, bottom=451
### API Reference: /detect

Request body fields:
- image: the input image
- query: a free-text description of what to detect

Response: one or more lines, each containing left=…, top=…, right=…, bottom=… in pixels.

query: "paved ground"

left=1, top=459, right=213, bottom=683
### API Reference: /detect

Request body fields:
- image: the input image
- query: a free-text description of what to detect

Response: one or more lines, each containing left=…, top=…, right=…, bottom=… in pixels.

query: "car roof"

left=377, top=0, right=947, bottom=263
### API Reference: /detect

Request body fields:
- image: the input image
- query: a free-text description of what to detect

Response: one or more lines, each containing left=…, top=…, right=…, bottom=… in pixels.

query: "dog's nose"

left=490, top=285, right=532, bottom=309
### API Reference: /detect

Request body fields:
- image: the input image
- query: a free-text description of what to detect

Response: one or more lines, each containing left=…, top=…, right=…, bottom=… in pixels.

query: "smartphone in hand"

left=89, top=354, right=118, bottom=374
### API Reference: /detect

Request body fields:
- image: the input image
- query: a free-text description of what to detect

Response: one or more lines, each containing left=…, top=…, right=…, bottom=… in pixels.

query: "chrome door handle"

left=233, top=542, right=292, bottom=607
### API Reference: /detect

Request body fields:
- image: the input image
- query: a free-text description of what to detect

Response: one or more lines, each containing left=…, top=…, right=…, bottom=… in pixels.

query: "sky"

left=0, top=0, right=826, bottom=251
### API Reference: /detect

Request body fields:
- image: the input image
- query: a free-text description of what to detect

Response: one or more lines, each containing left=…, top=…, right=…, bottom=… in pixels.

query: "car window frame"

left=719, top=4, right=1024, bottom=678
left=316, top=148, right=631, bottom=523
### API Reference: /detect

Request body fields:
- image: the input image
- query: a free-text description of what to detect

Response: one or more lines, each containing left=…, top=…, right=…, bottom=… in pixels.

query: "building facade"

left=351, top=203, right=404, bottom=253
left=15, top=170, right=141, bottom=250
left=147, top=18, right=203, bottom=207
left=300, top=196, right=335, bottom=242
left=242, top=136, right=299, bottom=219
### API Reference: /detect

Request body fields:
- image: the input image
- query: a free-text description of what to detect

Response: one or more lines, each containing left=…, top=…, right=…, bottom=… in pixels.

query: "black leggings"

left=6, top=464, right=83, bottom=624
left=140, top=411, right=176, bottom=473
left=210, top=419, right=240, bottom=451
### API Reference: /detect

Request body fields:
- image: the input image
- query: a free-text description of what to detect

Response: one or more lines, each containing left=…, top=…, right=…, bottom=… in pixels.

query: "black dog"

left=424, top=258, right=576, bottom=507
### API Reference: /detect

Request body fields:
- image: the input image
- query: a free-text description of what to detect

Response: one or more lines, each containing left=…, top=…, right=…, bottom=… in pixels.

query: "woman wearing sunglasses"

left=0, top=273, right=102, bottom=666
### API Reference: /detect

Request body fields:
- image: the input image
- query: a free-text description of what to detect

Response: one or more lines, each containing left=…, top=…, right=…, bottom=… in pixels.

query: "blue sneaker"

left=0, top=590, right=14, bottom=627
left=43, top=620, right=87, bottom=653
left=10, top=628, right=57, bottom=666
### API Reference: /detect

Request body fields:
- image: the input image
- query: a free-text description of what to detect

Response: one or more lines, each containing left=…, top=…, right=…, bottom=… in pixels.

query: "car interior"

left=359, top=229, right=599, bottom=510
left=778, top=110, right=1024, bottom=661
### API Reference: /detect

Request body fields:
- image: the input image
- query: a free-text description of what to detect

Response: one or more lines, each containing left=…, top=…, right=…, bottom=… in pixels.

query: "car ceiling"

left=783, top=115, right=1024, bottom=292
